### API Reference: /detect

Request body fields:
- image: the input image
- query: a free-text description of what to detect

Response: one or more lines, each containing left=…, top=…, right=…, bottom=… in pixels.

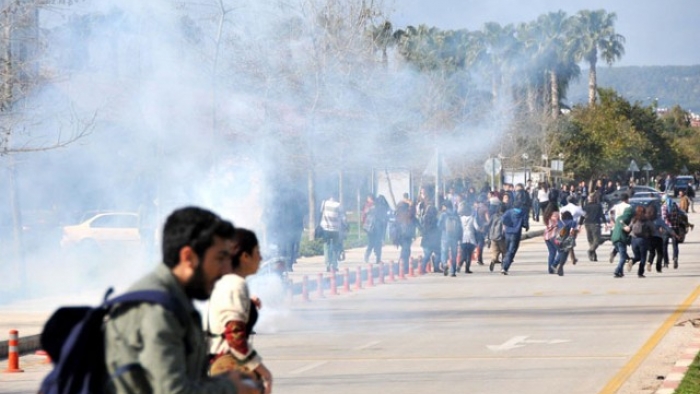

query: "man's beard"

left=185, top=263, right=213, bottom=301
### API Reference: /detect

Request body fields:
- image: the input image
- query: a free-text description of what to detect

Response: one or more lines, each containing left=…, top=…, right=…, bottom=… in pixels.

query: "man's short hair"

left=621, top=193, right=629, bottom=202
left=403, top=192, right=410, bottom=199
left=161, top=206, right=235, bottom=268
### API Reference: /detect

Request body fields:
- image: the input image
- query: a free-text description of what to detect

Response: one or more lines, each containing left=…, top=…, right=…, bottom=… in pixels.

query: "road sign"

left=628, top=159, right=640, bottom=172
left=642, top=163, right=653, bottom=171
left=483, top=157, right=502, bottom=175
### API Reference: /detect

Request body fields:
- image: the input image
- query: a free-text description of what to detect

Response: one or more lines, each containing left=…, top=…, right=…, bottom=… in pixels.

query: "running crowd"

left=353, top=176, right=695, bottom=279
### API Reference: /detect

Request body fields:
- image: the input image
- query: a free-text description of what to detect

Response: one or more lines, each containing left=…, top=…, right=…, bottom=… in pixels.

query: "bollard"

left=35, top=350, right=51, bottom=364
left=389, top=261, right=396, bottom=282
left=399, top=260, right=406, bottom=280
left=418, top=256, right=424, bottom=275
left=409, top=257, right=416, bottom=277
left=378, top=262, right=385, bottom=284
left=330, top=272, right=338, bottom=296
left=343, top=268, right=351, bottom=293
left=3, top=330, right=24, bottom=373
left=302, top=275, right=310, bottom=302
left=286, top=278, right=294, bottom=303
left=355, top=266, right=363, bottom=290
left=317, top=273, right=325, bottom=299
left=367, top=265, right=375, bottom=287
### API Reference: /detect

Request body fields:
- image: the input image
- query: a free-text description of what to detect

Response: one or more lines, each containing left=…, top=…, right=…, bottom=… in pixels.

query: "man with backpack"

left=486, top=204, right=506, bottom=272
left=438, top=200, right=463, bottom=277
left=394, top=193, right=417, bottom=273
left=102, top=207, right=258, bottom=393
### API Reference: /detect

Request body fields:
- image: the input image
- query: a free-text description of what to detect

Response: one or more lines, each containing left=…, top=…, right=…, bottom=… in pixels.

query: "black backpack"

left=40, top=288, right=186, bottom=394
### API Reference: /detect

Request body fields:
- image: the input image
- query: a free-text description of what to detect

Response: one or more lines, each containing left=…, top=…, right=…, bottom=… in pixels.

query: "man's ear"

left=179, top=245, right=199, bottom=269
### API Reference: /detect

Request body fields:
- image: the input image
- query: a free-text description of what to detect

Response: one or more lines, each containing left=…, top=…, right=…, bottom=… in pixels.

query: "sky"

left=391, top=0, right=700, bottom=67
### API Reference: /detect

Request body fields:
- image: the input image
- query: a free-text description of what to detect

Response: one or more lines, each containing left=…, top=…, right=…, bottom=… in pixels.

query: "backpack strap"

left=106, top=290, right=189, bottom=327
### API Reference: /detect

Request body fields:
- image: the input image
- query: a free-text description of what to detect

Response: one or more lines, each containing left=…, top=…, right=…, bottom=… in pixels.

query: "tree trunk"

left=550, top=70, right=559, bottom=119
left=307, top=168, right=316, bottom=241
left=1, top=10, right=13, bottom=112
left=588, top=58, right=597, bottom=106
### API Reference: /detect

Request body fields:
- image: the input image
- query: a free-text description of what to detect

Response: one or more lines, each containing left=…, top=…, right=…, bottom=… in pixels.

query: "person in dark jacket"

left=500, top=201, right=529, bottom=275
left=612, top=206, right=634, bottom=278
left=581, top=194, right=606, bottom=261
left=420, top=204, right=442, bottom=273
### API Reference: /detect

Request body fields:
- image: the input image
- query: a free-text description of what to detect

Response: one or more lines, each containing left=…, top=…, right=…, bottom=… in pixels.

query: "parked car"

left=672, top=175, right=695, bottom=197
left=603, top=186, right=663, bottom=205
left=60, top=212, right=141, bottom=252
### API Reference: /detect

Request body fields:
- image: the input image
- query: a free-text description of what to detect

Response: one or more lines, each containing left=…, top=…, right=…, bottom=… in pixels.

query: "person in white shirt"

left=607, top=193, right=631, bottom=264
left=560, top=196, right=585, bottom=264
left=208, top=228, right=273, bottom=394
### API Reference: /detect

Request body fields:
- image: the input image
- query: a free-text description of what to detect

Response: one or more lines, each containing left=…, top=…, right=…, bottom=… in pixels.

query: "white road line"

left=354, top=340, right=381, bottom=350
left=289, top=361, right=328, bottom=375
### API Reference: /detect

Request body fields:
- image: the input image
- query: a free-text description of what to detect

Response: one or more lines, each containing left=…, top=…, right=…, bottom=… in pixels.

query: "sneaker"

left=551, top=264, right=559, bottom=273
left=477, top=260, right=485, bottom=266
left=501, top=270, right=508, bottom=275
left=465, top=270, right=473, bottom=274
left=443, top=267, right=449, bottom=276
left=592, top=252, right=598, bottom=262
left=638, top=274, right=646, bottom=278
left=609, top=251, right=615, bottom=264
left=674, top=259, right=679, bottom=269
left=614, top=273, right=624, bottom=278
left=450, top=273, right=457, bottom=277
left=489, top=261, right=496, bottom=272
left=625, top=260, right=632, bottom=272
left=572, top=258, right=578, bottom=265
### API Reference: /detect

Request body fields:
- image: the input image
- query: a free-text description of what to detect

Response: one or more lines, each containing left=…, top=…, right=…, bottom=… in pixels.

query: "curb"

left=0, top=333, right=42, bottom=359
left=654, top=330, right=700, bottom=394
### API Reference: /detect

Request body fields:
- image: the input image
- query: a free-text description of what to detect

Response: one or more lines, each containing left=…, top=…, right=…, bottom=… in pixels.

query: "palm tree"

left=572, top=10, right=626, bottom=105
left=530, top=11, right=580, bottom=118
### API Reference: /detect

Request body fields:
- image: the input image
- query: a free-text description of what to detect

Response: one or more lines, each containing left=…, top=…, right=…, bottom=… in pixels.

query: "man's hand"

left=254, top=363, right=273, bottom=394
left=226, top=370, right=265, bottom=394
left=251, top=296, right=262, bottom=310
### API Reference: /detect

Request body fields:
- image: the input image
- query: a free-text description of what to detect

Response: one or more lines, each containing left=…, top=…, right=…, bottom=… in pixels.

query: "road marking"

left=598, top=284, right=700, bottom=394
left=354, top=340, right=381, bottom=350
left=289, top=361, right=328, bottom=375
left=487, top=336, right=570, bottom=351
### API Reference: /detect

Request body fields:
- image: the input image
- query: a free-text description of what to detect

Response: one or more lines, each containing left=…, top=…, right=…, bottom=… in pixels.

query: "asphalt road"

left=2, top=215, right=700, bottom=394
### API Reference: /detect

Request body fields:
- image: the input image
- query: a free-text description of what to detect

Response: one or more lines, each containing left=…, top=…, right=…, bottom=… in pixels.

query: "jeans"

left=613, top=241, right=629, bottom=276
left=421, top=246, right=441, bottom=272
left=663, top=236, right=679, bottom=265
left=459, top=242, right=476, bottom=273
left=364, top=230, right=383, bottom=263
left=532, top=200, right=540, bottom=221
left=399, top=238, right=412, bottom=272
left=630, top=237, right=649, bottom=275
left=323, top=231, right=340, bottom=271
left=502, top=232, right=522, bottom=272
left=545, top=239, right=558, bottom=272
left=441, top=239, right=459, bottom=274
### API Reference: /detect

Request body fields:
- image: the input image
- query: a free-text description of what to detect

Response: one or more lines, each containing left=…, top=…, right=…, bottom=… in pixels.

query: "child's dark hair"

left=231, top=228, right=259, bottom=270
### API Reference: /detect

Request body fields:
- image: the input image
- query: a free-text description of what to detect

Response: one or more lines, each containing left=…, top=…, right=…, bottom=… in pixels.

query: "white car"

left=60, top=212, right=141, bottom=250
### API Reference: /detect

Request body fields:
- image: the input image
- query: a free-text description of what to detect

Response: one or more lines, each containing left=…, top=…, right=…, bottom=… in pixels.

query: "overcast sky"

left=391, top=0, right=700, bottom=67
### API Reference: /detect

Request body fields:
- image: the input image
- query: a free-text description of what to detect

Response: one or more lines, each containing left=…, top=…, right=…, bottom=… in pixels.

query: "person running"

left=646, top=204, right=679, bottom=274
left=543, top=202, right=561, bottom=274
left=628, top=205, right=653, bottom=278
left=612, top=206, right=633, bottom=278
left=499, top=199, right=528, bottom=275
left=552, top=211, right=577, bottom=276
left=581, top=194, right=605, bottom=261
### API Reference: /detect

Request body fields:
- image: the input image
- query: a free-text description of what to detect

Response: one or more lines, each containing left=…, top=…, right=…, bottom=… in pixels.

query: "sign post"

left=642, top=163, right=654, bottom=186
left=484, top=158, right=502, bottom=191
left=628, top=159, right=640, bottom=183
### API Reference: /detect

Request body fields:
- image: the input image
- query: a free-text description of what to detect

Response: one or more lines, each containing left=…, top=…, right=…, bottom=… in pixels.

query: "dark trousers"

left=364, top=230, right=383, bottom=263
left=630, top=237, right=648, bottom=275
left=459, top=242, right=476, bottom=273
left=502, top=232, right=522, bottom=272
left=648, top=237, right=664, bottom=271
left=585, top=223, right=601, bottom=252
